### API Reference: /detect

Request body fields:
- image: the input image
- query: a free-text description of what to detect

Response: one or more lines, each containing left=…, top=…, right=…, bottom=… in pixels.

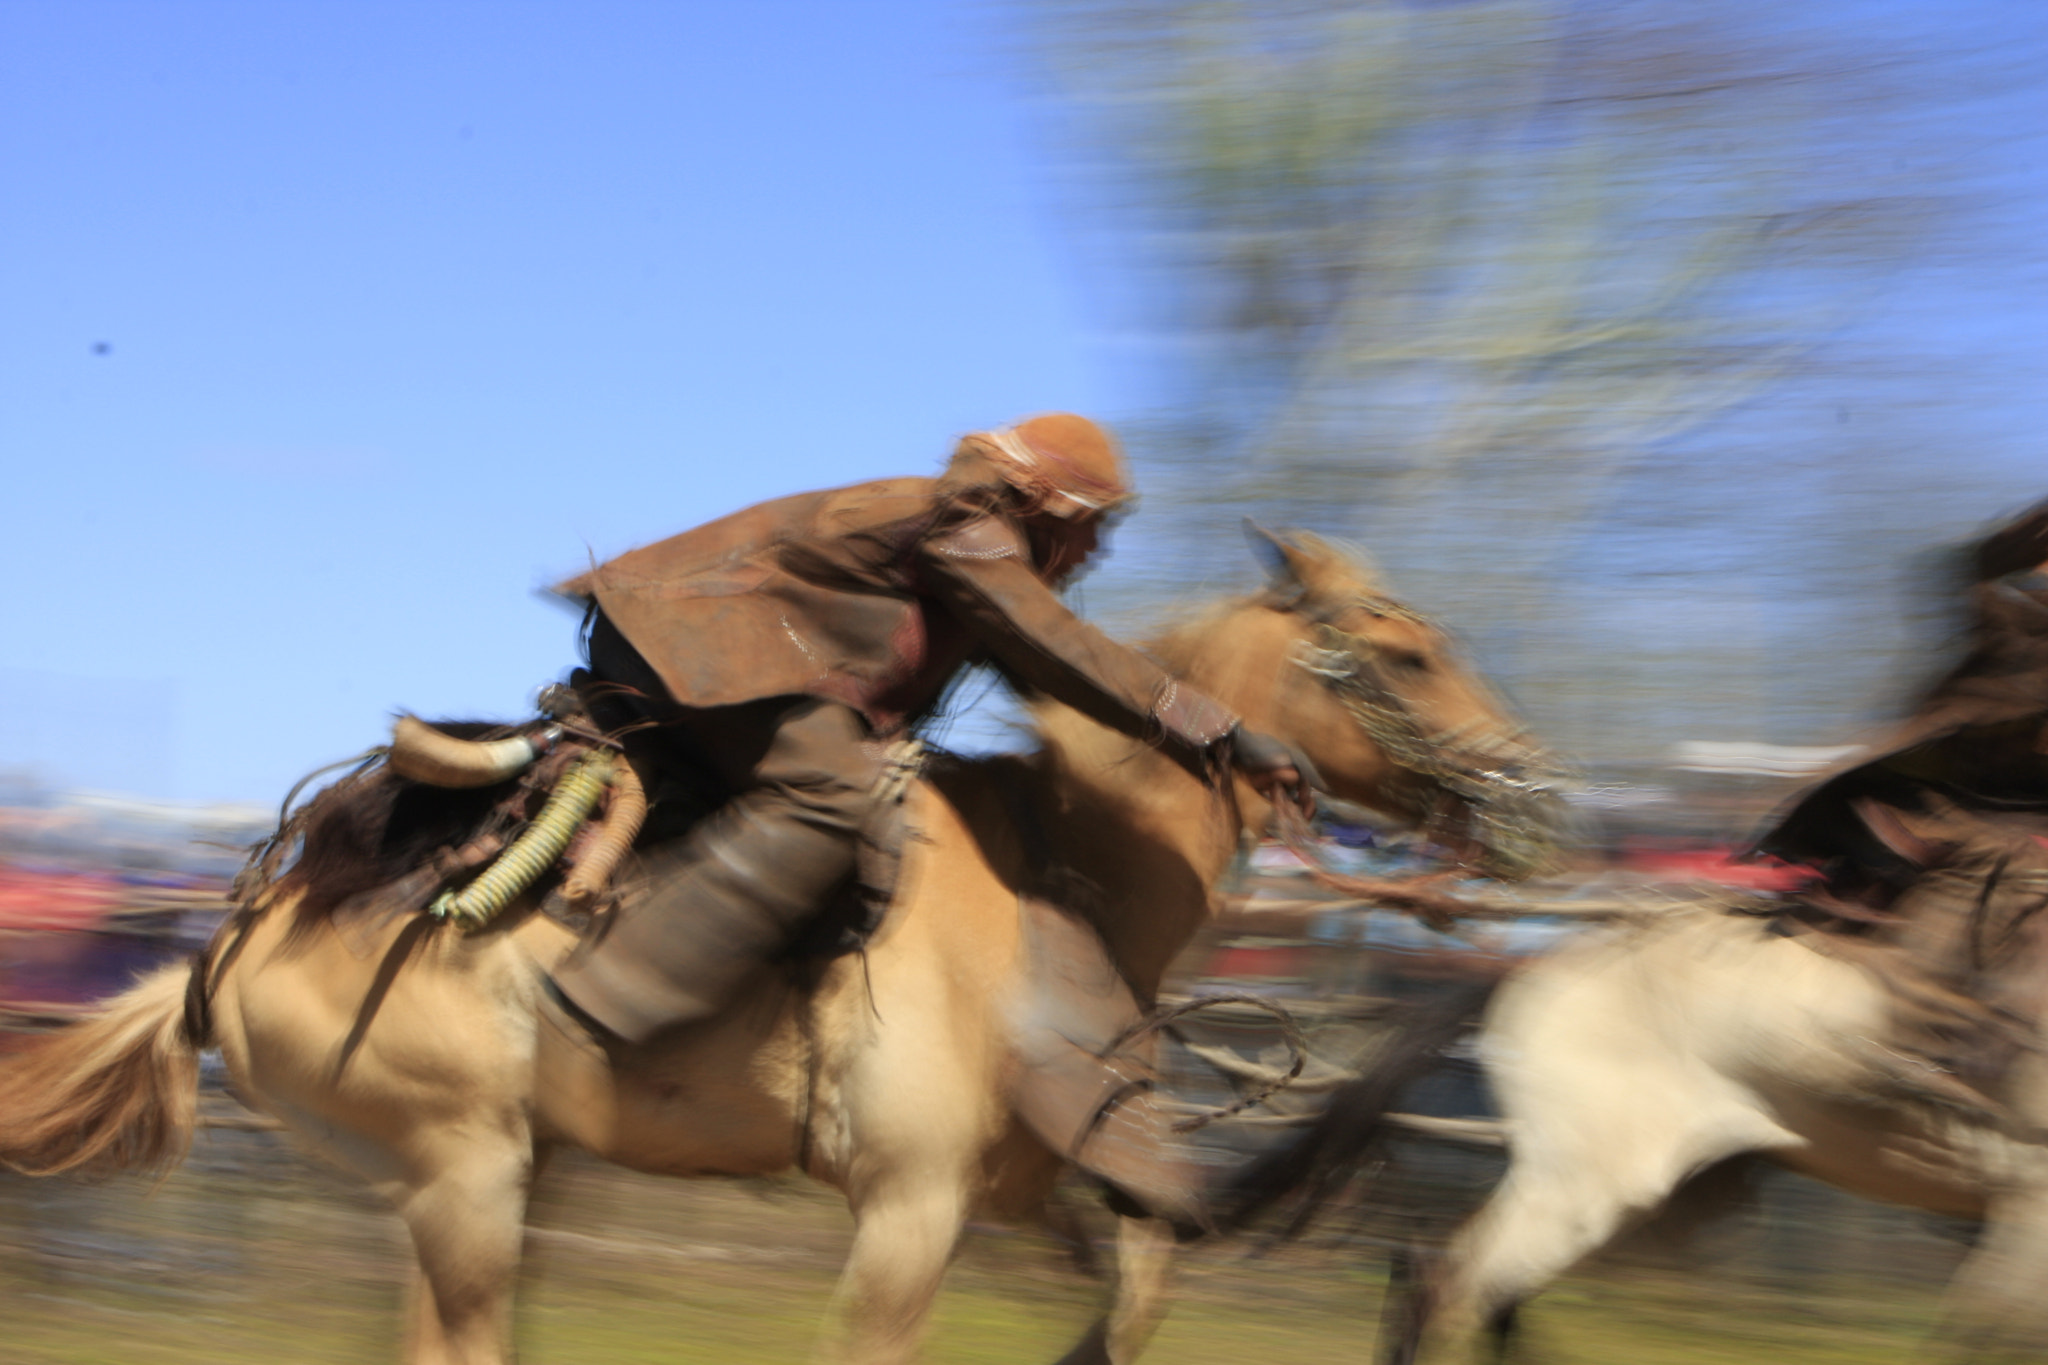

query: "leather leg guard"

left=1008, top=897, right=1211, bottom=1234
left=1012, top=1054, right=1210, bottom=1236
left=550, top=702, right=881, bottom=1044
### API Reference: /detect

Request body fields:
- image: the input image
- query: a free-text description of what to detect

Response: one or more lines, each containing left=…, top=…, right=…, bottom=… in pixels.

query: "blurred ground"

left=0, top=775, right=1989, bottom=1362
left=0, top=1067, right=1977, bottom=1365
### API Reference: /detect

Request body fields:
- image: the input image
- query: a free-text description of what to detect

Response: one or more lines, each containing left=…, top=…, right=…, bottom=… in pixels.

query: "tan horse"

left=0, top=532, right=1557, bottom=1365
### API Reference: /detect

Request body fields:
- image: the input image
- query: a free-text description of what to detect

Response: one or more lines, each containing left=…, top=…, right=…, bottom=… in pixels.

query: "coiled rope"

left=429, top=750, right=615, bottom=929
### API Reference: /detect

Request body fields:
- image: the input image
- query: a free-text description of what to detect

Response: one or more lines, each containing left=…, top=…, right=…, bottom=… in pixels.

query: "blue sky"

left=2, top=2, right=1108, bottom=802
left=2, top=1, right=2043, bottom=803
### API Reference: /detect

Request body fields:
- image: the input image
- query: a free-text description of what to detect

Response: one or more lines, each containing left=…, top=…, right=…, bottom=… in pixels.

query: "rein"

left=1271, top=803, right=1474, bottom=933
left=1293, top=603, right=1551, bottom=812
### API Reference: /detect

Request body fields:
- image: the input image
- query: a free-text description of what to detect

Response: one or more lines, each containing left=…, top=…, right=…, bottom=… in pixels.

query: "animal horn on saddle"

left=386, top=714, right=556, bottom=788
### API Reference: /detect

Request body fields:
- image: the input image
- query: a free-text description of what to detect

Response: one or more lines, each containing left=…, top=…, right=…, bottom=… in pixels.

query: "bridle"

left=1285, top=596, right=1564, bottom=889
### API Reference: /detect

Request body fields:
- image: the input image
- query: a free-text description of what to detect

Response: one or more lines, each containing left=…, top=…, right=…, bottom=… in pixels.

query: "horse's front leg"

left=391, top=1127, right=539, bottom=1365
left=1052, top=1212, right=1177, bottom=1365
left=831, top=1170, right=972, bottom=1365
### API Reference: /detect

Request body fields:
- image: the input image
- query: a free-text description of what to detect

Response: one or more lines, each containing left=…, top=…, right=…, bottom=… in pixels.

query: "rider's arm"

left=916, top=514, right=1238, bottom=754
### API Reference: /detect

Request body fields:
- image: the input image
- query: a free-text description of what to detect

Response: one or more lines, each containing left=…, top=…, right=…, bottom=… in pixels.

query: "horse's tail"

left=0, top=963, right=201, bottom=1177
left=1222, top=982, right=1496, bottom=1235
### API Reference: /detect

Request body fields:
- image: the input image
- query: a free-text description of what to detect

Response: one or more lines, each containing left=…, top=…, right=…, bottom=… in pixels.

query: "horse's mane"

left=1012, top=599, right=1255, bottom=796
left=1139, top=601, right=1248, bottom=674
left=1123, top=534, right=1385, bottom=681
left=240, top=721, right=539, bottom=921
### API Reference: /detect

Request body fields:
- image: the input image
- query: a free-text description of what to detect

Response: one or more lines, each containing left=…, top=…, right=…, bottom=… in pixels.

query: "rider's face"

left=1026, top=512, right=1103, bottom=586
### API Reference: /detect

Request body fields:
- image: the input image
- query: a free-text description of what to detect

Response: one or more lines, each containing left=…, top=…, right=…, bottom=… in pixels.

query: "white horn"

left=387, top=715, right=543, bottom=788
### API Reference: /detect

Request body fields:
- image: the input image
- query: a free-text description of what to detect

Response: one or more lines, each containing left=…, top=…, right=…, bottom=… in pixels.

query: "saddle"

left=313, top=679, right=918, bottom=966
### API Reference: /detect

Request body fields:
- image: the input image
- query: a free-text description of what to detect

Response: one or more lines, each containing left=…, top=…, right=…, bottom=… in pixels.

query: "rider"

left=1754, top=497, right=2048, bottom=1114
left=546, top=413, right=1309, bottom=1047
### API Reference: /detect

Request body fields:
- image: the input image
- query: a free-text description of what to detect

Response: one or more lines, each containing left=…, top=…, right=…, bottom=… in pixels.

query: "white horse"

left=1249, top=881, right=2048, bottom=1362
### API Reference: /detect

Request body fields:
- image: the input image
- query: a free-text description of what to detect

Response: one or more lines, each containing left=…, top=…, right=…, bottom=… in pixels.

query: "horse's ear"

left=1243, top=518, right=1292, bottom=576
left=1244, top=519, right=1308, bottom=606
left=1244, top=520, right=1365, bottom=606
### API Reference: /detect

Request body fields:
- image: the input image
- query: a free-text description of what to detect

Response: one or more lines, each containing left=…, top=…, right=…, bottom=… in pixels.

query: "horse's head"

left=1173, top=528, right=1568, bottom=880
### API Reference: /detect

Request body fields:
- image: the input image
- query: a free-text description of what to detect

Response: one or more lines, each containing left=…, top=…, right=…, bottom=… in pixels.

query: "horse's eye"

left=1392, top=651, right=1431, bottom=673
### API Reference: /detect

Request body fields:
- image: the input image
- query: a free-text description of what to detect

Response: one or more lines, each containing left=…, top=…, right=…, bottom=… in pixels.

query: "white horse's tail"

left=0, top=964, right=200, bottom=1177
left=1223, top=984, right=1495, bottom=1235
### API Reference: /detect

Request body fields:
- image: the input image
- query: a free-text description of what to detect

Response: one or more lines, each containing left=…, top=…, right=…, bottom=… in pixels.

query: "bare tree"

left=1035, top=0, right=2012, bottom=773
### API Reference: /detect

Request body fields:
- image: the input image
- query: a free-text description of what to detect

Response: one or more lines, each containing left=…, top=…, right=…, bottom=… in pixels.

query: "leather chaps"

left=551, top=694, right=884, bottom=1044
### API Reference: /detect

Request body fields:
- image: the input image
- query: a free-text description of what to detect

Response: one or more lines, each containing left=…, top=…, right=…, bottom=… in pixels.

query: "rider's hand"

left=1231, top=726, right=1318, bottom=819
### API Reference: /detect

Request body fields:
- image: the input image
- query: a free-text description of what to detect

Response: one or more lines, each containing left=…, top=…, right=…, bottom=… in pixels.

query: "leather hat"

left=971, top=413, right=1133, bottom=519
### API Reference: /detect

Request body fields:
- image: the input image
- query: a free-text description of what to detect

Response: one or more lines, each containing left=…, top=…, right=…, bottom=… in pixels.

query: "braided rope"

left=561, top=758, right=647, bottom=905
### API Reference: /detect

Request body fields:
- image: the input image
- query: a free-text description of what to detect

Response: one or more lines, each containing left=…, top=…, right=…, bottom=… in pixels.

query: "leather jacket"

left=556, top=477, right=1236, bottom=747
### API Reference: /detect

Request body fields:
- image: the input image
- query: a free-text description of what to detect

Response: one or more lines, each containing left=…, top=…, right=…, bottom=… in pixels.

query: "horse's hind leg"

left=394, top=1131, right=537, bottom=1365
left=832, top=1172, right=970, bottom=1365
left=1053, top=1213, right=1177, bottom=1365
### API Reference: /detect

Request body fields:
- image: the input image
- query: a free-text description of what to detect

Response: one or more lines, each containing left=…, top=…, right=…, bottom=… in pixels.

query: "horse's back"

left=1483, top=912, right=1858, bottom=1161
left=1484, top=907, right=2005, bottom=1214
left=1492, top=908, right=1885, bottom=1072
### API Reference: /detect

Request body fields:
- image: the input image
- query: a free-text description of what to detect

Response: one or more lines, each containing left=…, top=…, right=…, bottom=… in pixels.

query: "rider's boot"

left=546, top=800, right=866, bottom=1044
left=1865, top=989, right=2042, bottom=1139
left=1809, top=938, right=2043, bottom=1137
left=1009, top=897, right=1213, bottom=1236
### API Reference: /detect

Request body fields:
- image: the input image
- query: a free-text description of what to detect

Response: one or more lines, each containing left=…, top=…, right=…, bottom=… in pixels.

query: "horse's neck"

left=1034, top=710, right=1245, bottom=996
